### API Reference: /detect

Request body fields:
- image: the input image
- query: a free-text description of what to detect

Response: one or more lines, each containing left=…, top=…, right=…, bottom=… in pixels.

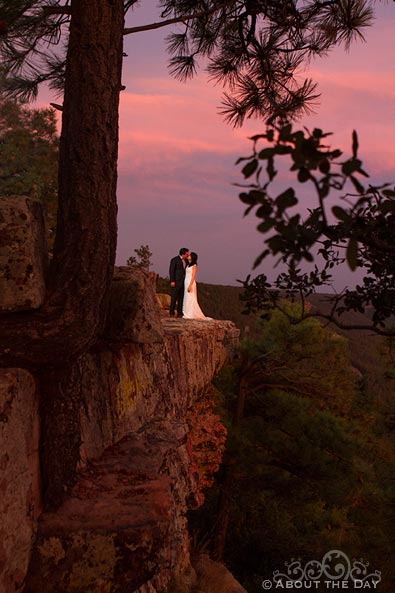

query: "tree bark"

left=0, top=0, right=124, bottom=369
left=39, top=362, right=83, bottom=509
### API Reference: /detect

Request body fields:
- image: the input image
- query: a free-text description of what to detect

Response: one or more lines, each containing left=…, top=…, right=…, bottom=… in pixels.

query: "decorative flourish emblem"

left=272, top=550, right=381, bottom=585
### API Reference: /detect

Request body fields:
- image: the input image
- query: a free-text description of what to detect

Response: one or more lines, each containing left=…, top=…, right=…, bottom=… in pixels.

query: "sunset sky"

left=41, top=1, right=395, bottom=287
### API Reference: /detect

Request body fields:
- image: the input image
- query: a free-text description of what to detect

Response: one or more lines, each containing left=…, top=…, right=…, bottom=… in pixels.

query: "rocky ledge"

left=1, top=266, right=240, bottom=593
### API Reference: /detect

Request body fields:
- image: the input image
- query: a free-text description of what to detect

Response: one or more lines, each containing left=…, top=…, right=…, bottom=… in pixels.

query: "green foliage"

left=238, top=122, right=395, bottom=333
left=246, top=307, right=357, bottom=414
left=126, top=244, right=153, bottom=271
left=190, top=305, right=395, bottom=591
left=0, top=96, right=58, bottom=246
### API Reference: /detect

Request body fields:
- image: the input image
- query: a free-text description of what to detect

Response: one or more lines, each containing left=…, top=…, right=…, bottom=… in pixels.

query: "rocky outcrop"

left=156, top=293, right=171, bottom=311
left=103, top=267, right=163, bottom=344
left=0, top=368, right=41, bottom=593
left=76, top=268, right=238, bottom=465
left=192, top=554, right=248, bottom=593
left=167, top=554, right=248, bottom=593
left=0, top=196, right=47, bottom=312
left=1, top=264, right=240, bottom=593
left=25, top=422, right=193, bottom=593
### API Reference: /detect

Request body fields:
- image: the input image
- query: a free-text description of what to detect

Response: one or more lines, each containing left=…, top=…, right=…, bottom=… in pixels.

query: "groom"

left=169, top=247, right=190, bottom=317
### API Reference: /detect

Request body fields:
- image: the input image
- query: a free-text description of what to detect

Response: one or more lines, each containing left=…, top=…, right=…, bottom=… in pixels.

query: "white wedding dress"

left=183, top=265, right=212, bottom=320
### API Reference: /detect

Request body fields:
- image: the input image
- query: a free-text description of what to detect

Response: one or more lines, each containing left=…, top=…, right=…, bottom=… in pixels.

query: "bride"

left=183, top=252, right=212, bottom=320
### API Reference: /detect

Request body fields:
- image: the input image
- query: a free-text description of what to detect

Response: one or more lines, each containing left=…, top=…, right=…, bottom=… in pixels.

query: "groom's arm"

left=169, top=257, right=176, bottom=284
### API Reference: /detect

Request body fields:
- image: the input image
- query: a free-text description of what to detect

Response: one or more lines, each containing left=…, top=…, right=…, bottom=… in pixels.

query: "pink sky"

left=41, top=2, right=395, bottom=287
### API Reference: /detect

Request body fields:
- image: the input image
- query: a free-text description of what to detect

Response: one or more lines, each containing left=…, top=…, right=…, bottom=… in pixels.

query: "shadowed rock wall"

left=0, top=368, right=41, bottom=593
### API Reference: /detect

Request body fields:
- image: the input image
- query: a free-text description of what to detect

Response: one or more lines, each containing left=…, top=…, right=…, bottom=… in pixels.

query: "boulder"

left=25, top=421, right=194, bottom=593
left=0, top=368, right=41, bottom=593
left=156, top=293, right=171, bottom=310
left=192, top=554, right=247, bottom=593
left=104, top=266, right=163, bottom=344
left=0, top=196, right=47, bottom=312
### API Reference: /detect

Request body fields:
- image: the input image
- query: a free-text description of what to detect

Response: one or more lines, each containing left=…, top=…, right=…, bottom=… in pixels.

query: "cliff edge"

left=1, top=264, right=240, bottom=593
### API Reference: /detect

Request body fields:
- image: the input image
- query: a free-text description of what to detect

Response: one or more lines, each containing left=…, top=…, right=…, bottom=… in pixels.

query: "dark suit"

left=169, top=255, right=186, bottom=316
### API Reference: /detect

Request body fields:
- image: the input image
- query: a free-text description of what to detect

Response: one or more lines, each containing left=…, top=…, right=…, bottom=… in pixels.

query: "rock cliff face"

left=0, top=369, right=41, bottom=593
left=0, top=265, right=240, bottom=593
left=0, top=196, right=47, bottom=312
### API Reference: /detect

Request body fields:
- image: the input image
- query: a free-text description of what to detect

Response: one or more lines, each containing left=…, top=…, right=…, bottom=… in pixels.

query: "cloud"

left=298, top=66, right=395, bottom=173
left=118, top=76, right=259, bottom=169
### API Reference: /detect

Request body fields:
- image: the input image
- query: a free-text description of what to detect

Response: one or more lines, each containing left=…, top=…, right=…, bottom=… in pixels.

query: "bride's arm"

left=188, top=265, right=197, bottom=292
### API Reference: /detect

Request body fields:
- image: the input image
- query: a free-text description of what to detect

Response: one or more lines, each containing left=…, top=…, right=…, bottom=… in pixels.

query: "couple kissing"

left=169, top=248, right=212, bottom=321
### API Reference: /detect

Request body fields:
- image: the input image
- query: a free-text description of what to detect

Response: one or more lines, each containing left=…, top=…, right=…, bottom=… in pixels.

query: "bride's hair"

left=189, top=252, right=198, bottom=266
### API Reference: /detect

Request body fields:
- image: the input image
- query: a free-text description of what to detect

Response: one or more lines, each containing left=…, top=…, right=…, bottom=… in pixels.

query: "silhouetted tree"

left=127, top=244, right=153, bottom=270
left=1, top=1, right=375, bottom=122
left=237, top=122, right=395, bottom=335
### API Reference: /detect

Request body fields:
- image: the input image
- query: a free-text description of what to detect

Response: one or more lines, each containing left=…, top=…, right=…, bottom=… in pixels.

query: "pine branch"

left=50, top=101, right=63, bottom=110
left=123, top=1, right=233, bottom=35
left=41, top=5, right=72, bottom=16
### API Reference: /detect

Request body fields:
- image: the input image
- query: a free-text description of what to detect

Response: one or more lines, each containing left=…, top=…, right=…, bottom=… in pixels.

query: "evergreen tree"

left=127, top=244, right=153, bottom=271
left=190, top=307, right=395, bottom=591
left=0, top=97, right=58, bottom=246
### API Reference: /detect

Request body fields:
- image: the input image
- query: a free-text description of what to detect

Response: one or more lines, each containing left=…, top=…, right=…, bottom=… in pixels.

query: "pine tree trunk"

left=42, top=0, right=123, bottom=507
left=0, top=0, right=124, bottom=507
left=39, top=362, right=83, bottom=508
left=0, top=0, right=124, bottom=369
